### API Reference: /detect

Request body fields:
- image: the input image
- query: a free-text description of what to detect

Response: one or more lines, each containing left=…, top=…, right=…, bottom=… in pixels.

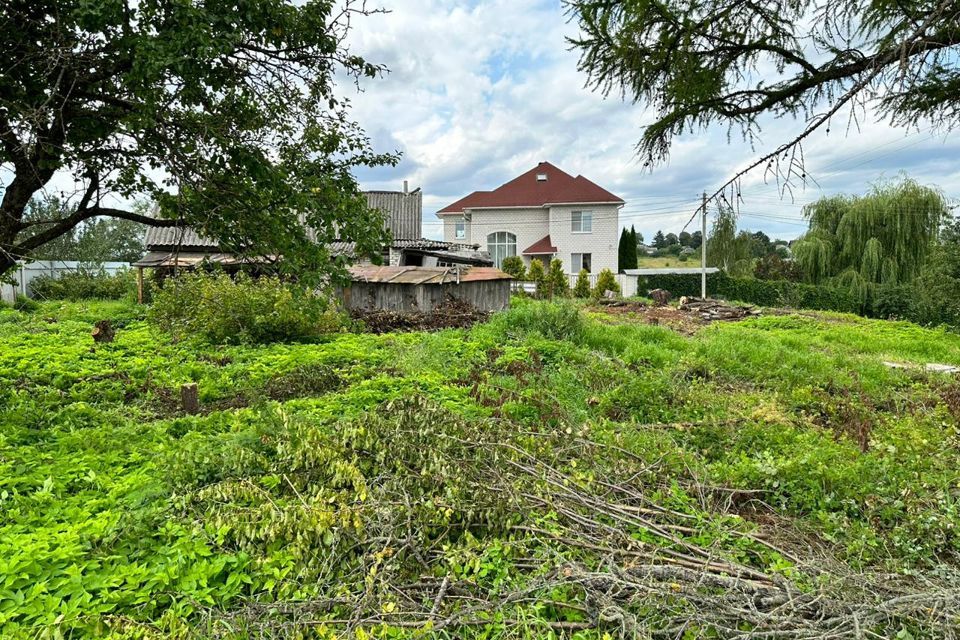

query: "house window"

left=487, top=231, right=516, bottom=268
left=572, top=253, right=592, bottom=273
left=572, top=210, right=592, bottom=233
left=455, top=219, right=466, bottom=240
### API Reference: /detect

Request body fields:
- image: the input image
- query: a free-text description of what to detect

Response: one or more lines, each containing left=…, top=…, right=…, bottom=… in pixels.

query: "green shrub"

left=592, top=268, right=620, bottom=299
left=547, top=258, right=568, bottom=298
left=30, top=268, right=135, bottom=301
left=148, top=271, right=341, bottom=344
left=527, top=259, right=547, bottom=297
left=573, top=269, right=591, bottom=298
left=500, top=256, right=526, bottom=280
left=13, top=294, right=39, bottom=312
left=492, top=298, right=584, bottom=340
left=637, top=273, right=858, bottom=313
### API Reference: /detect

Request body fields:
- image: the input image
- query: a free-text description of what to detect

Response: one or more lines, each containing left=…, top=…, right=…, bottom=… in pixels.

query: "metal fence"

left=1, top=261, right=129, bottom=303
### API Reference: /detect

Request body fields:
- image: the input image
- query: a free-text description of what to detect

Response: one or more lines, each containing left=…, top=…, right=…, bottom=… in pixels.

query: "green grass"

left=2, top=299, right=960, bottom=638
left=636, top=255, right=697, bottom=268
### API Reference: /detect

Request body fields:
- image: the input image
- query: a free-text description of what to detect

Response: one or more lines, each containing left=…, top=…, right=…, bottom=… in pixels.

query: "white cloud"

left=339, top=1, right=960, bottom=242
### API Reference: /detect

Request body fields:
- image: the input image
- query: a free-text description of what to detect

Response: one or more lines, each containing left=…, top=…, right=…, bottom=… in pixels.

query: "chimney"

left=403, top=180, right=408, bottom=194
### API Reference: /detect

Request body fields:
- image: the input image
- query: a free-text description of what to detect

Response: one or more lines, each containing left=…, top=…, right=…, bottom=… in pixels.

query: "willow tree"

left=792, top=177, right=947, bottom=302
left=567, top=1, right=960, bottom=198
left=706, top=206, right=753, bottom=276
left=0, top=1, right=395, bottom=281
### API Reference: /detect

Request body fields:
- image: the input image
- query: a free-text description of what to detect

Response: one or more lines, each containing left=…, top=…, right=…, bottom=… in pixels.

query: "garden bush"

left=148, top=271, right=342, bottom=344
left=592, top=268, right=620, bottom=298
left=573, top=269, right=591, bottom=298
left=13, top=294, right=39, bottom=312
left=500, top=256, right=526, bottom=280
left=637, top=273, right=859, bottom=313
left=29, top=268, right=135, bottom=301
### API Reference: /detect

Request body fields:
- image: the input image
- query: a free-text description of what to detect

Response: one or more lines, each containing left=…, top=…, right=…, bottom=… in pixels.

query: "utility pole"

left=701, top=192, right=707, bottom=299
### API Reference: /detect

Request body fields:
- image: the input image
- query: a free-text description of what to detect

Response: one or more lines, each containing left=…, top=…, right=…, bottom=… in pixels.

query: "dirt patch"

left=591, top=298, right=759, bottom=334
left=351, top=297, right=489, bottom=334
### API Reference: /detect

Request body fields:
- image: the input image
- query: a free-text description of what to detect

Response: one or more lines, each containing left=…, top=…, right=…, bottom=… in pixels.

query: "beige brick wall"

left=548, top=204, right=620, bottom=274
left=443, top=209, right=550, bottom=267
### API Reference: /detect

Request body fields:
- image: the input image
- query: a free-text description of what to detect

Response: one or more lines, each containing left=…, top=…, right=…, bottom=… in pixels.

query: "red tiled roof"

left=522, top=235, right=558, bottom=255
left=438, top=162, right=624, bottom=213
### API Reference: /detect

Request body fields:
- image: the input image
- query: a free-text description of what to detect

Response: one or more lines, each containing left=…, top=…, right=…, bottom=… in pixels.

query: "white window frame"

left=572, top=252, right=592, bottom=273
left=487, top=231, right=517, bottom=268
left=454, top=219, right=466, bottom=240
left=572, top=210, right=593, bottom=233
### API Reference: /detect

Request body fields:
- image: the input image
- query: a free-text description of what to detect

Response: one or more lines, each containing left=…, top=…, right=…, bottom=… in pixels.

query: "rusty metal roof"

left=348, top=265, right=511, bottom=285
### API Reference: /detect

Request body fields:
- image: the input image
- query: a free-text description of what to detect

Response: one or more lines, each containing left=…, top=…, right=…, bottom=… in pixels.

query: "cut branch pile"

left=679, top=296, right=761, bottom=321
left=186, top=397, right=960, bottom=639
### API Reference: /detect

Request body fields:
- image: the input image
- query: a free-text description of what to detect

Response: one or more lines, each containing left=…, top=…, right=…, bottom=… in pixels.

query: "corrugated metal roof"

left=145, top=190, right=423, bottom=251
left=349, top=265, right=511, bottom=285
left=392, top=238, right=479, bottom=250
left=134, top=243, right=357, bottom=267
left=132, top=251, right=271, bottom=267
left=144, top=226, right=219, bottom=249
left=367, top=190, right=422, bottom=240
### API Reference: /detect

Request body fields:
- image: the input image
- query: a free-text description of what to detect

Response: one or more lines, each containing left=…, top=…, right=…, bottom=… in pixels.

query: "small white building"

left=437, top=162, right=624, bottom=274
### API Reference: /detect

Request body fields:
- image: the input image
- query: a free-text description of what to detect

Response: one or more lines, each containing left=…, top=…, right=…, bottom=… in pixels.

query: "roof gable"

left=438, top=162, right=624, bottom=213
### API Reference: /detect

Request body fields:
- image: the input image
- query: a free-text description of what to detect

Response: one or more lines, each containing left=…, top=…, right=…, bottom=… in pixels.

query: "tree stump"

left=91, top=320, right=115, bottom=343
left=649, top=288, right=672, bottom=306
left=181, top=383, right=200, bottom=415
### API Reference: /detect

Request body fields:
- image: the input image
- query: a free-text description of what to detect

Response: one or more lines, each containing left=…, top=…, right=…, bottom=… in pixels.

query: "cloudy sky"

left=342, top=0, right=960, bottom=242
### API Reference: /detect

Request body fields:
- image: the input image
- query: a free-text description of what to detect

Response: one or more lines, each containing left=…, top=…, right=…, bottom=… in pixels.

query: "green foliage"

left=0, top=2, right=396, bottom=283
left=568, top=2, right=960, bottom=168
left=527, top=258, right=547, bottom=297
left=573, top=269, right=591, bottom=298
left=492, top=298, right=585, bottom=340
left=30, top=269, right=136, bottom=301
left=5, top=298, right=960, bottom=636
left=12, top=294, right=38, bottom=312
left=755, top=253, right=802, bottom=281
left=148, top=271, right=341, bottom=344
left=794, top=177, right=947, bottom=296
left=707, top=205, right=753, bottom=276
left=500, top=255, right=526, bottom=280
left=873, top=238, right=960, bottom=328
left=546, top=258, right=569, bottom=298
left=638, top=272, right=859, bottom=313
left=22, top=196, right=148, bottom=262
left=592, top=268, right=621, bottom=298
left=618, top=227, right=638, bottom=271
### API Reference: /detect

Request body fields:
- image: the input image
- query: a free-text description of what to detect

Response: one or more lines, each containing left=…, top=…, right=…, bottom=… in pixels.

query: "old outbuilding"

left=343, top=265, right=512, bottom=314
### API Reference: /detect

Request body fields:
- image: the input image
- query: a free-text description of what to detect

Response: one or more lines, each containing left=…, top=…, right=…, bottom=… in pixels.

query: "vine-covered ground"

left=2, top=299, right=960, bottom=638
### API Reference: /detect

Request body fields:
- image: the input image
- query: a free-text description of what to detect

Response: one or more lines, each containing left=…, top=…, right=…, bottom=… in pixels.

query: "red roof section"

left=522, top=235, right=558, bottom=255
left=438, top=162, right=624, bottom=213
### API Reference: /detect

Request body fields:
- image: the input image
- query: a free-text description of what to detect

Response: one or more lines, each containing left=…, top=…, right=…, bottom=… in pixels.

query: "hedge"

left=637, top=273, right=859, bottom=314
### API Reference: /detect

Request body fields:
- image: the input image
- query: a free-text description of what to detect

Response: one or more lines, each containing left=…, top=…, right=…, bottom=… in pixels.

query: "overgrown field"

left=2, top=299, right=960, bottom=638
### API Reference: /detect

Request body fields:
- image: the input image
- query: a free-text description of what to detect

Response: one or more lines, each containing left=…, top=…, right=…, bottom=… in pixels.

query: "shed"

left=343, top=266, right=512, bottom=314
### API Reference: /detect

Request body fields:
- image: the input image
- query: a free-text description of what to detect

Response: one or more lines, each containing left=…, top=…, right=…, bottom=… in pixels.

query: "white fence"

left=566, top=273, right=638, bottom=297
left=511, top=273, right=638, bottom=297
left=1, top=261, right=129, bottom=303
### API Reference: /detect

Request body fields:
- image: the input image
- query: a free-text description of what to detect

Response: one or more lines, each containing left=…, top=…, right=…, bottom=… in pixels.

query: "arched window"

left=487, top=231, right=516, bottom=268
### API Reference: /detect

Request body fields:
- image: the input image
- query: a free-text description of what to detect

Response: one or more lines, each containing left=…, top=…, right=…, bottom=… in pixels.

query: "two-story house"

left=437, top=162, right=624, bottom=274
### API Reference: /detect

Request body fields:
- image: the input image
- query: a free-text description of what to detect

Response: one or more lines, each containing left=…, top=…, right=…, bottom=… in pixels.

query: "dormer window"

left=536, top=173, right=547, bottom=182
